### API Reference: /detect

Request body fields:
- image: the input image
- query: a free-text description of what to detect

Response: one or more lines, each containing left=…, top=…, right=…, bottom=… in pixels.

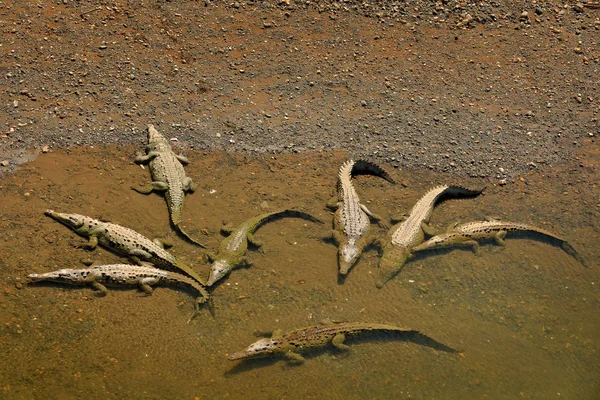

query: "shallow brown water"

left=1, top=146, right=598, bottom=399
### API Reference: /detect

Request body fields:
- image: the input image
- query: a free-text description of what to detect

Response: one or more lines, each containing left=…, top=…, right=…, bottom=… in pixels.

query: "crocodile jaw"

left=376, top=245, right=410, bottom=288
left=28, top=268, right=86, bottom=283
left=338, top=239, right=360, bottom=274
left=228, top=338, right=278, bottom=360
left=44, top=209, right=84, bottom=230
left=206, top=259, right=232, bottom=286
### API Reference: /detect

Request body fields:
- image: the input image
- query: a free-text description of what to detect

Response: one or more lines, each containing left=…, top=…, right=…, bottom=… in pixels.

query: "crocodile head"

left=44, top=210, right=85, bottom=230
left=146, top=124, right=170, bottom=148
left=206, top=259, right=232, bottom=286
left=228, top=338, right=280, bottom=361
left=28, top=268, right=91, bottom=283
left=338, top=238, right=360, bottom=274
left=376, top=244, right=411, bottom=288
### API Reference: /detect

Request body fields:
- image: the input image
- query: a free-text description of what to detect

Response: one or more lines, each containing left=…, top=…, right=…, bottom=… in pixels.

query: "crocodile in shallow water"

left=132, top=124, right=205, bottom=247
left=44, top=210, right=209, bottom=301
left=376, top=185, right=484, bottom=288
left=228, top=322, right=456, bottom=364
left=206, top=209, right=322, bottom=286
left=411, top=219, right=588, bottom=267
left=28, top=264, right=209, bottom=305
left=327, top=159, right=395, bottom=275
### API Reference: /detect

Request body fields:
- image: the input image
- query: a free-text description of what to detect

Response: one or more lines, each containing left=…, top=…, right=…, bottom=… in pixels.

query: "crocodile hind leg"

left=132, top=181, right=169, bottom=194
left=421, top=222, right=438, bottom=237
left=182, top=176, right=197, bottom=193
left=138, top=277, right=160, bottom=295
left=361, top=204, right=390, bottom=229
left=247, top=233, right=263, bottom=248
left=331, top=333, right=350, bottom=351
left=494, top=230, right=507, bottom=246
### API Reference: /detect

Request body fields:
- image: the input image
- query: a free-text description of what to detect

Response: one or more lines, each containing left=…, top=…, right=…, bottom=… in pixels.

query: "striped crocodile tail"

left=442, top=185, right=485, bottom=199
left=351, top=159, right=396, bottom=184
left=561, top=242, right=588, bottom=268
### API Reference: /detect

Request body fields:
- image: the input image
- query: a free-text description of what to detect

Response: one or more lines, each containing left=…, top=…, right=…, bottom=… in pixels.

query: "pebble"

left=42, top=145, right=49, bottom=153
left=0, top=160, right=8, bottom=167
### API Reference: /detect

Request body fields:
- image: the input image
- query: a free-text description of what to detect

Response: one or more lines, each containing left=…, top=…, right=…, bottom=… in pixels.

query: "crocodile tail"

left=351, top=159, right=396, bottom=184
left=252, top=209, right=324, bottom=233
left=561, top=242, right=588, bottom=268
left=445, top=185, right=485, bottom=198
left=174, top=224, right=207, bottom=248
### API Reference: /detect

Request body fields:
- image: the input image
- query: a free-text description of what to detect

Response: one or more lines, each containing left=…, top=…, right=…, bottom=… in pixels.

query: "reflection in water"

left=0, top=147, right=597, bottom=399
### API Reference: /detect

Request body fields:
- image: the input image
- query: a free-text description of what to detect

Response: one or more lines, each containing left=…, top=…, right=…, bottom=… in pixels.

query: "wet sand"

left=0, top=147, right=598, bottom=399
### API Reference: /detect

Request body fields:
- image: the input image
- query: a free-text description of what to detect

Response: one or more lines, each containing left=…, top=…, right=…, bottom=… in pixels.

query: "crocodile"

left=327, top=159, right=395, bottom=275
left=206, top=209, right=322, bottom=286
left=411, top=219, right=588, bottom=267
left=132, top=124, right=205, bottom=247
left=44, top=209, right=210, bottom=302
left=28, top=264, right=209, bottom=306
left=376, top=185, right=484, bottom=288
left=228, top=322, right=456, bottom=364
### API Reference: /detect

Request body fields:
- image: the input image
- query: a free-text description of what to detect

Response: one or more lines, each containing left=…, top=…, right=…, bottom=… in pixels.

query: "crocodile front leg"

left=283, top=351, right=306, bottom=364
left=132, top=181, right=169, bottom=194
left=175, top=154, right=190, bottom=164
left=85, top=235, right=99, bottom=250
left=134, top=151, right=159, bottom=164
left=89, top=281, right=108, bottom=295
left=325, top=197, right=341, bottom=211
left=421, top=222, right=438, bottom=237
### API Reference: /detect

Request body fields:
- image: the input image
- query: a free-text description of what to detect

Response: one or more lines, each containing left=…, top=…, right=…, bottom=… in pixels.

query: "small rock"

left=260, top=201, right=269, bottom=211
left=263, top=21, right=273, bottom=28
left=498, top=178, right=508, bottom=186
left=15, top=282, right=23, bottom=290
left=574, top=48, right=583, bottom=54
left=573, top=3, right=584, bottom=13
left=0, top=160, right=8, bottom=167
left=360, top=100, right=367, bottom=107
left=520, top=11, right=529, bottom=21
left=42, top=145, right=49, bottom=153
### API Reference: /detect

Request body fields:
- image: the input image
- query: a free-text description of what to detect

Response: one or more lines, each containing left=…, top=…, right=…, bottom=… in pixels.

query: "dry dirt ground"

left=1, top=0, right=598, bottom=179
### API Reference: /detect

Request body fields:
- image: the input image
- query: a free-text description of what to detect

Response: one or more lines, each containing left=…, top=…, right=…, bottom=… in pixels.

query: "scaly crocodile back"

left=146, top=126, right=187, bottom=226
left=337, top=160, right=370, bottom=238
left=391, top=185, right=483, bottom=247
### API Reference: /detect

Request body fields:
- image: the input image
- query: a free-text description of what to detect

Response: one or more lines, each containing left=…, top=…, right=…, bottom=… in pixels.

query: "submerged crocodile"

left=376, top=185, right=484, bottom=288
left=228, top=322, right=456, bottom=364
left=327, top=159, right=395, bottom=275
left=411, top=219, right=588, bottom=267
left=133, top=124, right=205, bottom=247
left=206, top=209, right=322, bottom=286
left=29, top=264, right=208, bottom=306
left=45, top=209, right=209, bottom=302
